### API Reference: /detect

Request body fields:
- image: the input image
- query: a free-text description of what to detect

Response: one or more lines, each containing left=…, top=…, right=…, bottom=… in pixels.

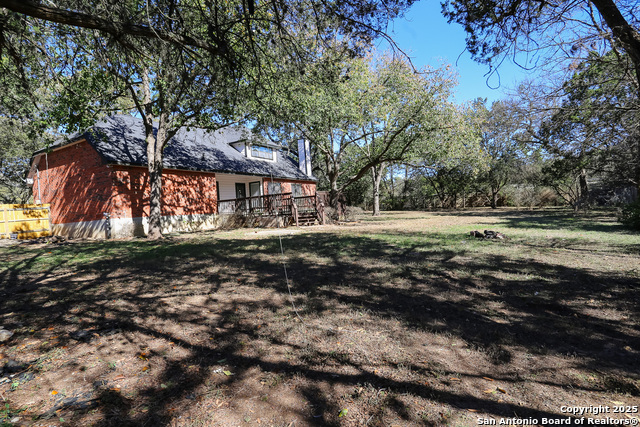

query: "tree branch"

left=0, top=0, right=225, bottom=55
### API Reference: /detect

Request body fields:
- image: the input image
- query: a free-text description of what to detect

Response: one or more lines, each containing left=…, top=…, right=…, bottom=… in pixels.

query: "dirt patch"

left=1, top=209, right=639, bottom=426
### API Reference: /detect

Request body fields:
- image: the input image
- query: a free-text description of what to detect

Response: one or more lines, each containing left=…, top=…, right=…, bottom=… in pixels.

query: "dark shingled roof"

left=46, top=115, right=315, bottom=181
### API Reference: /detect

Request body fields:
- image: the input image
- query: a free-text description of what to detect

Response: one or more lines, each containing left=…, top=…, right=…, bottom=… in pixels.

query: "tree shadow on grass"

left=0, top=230, right=638, bottom=425
left=426, top=207, right=634, bottom=234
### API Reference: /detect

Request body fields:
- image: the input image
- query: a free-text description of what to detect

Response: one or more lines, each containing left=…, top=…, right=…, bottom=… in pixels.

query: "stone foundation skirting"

left=52, top=213, right=292, bottom=239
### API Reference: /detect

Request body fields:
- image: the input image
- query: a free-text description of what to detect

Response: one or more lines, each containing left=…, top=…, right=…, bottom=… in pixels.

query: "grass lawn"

left=0, top=208, right=639, bottom=426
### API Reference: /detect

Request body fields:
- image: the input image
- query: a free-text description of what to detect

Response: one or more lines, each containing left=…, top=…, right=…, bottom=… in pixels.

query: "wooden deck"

left=217, top=192, right=325, bottom=226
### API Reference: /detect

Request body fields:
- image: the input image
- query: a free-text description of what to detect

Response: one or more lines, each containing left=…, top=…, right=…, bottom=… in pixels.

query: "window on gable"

left=251, top=145, right=274, bottom=160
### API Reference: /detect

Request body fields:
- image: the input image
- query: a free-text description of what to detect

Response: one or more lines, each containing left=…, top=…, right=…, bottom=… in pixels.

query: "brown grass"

left=0, top=208, right=639, bottom=426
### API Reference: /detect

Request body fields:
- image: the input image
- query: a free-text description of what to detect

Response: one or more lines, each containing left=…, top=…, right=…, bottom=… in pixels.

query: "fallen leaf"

left=468, top=409, right=478, bottom=413
left=142, top=366, right=149, bottom=372
left=113, top=375, right=126, bottom=381
left=611, top=401, right=624, bottom=405
left=482, top=377, right=494, bottom=381
left=450, top=377, right=461, bottom=381
left=338, top=408, right=348, bottom=417
left=223, top=370, right=233, bottom=376
left=110, top=387, right=121, bottom=392
left=483, top=389, right=494, bottom=393
left=497, top=387, right=506, bottom=394
left=51, top=390, right=58, bottom=395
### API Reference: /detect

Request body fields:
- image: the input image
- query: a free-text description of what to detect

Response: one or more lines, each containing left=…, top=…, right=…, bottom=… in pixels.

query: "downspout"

left=37, top=168, right=41, bottom=204
left=45, top=152, right=50, bottom=200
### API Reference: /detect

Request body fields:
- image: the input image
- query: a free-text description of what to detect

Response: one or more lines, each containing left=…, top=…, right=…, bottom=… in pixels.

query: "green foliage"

left=258, top=48, right=467, bottom=213
left=540, top=156, right=591, bottom=211
left=543, top=50, right=639, bottom=189
left=0, top=117, right=53, bottom=203
left=442, top=0, right=638, bottom=84
left=470, top=98, right=530, bottom=207
left=619, top=200, right=640, bottom=230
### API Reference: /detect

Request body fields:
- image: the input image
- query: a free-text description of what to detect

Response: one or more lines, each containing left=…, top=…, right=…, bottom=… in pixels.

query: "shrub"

left=618, top=200, right=640, bottom=230
left=324, top=206, right=338, bottom=223
left=344, top=206, right=364, bottom=222
left=323, top=206, right=364, bottom=222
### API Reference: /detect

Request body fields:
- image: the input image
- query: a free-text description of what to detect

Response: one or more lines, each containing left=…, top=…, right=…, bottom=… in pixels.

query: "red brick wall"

left=111, top=166, right=217, bottom=218
left=301, top=182, right=315, bottom=196
left=32, top=140, right=114, bottom=224
left=263, top=179, right=316, bottom=196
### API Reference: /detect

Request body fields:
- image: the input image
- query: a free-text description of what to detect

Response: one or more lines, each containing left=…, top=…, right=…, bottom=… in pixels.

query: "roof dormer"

left=231, top=137, right=280, bottom=163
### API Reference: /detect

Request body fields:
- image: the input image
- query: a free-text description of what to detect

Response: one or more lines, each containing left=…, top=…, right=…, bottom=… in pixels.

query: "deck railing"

left=217, top=192, right=324, bottom=225
left=291, top=195, right=317, bottom=212
left=218, top=192, right=294, bottom=216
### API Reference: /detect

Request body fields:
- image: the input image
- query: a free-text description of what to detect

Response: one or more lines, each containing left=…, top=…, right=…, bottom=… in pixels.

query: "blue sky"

left=380, top=1, right=536, bottom=104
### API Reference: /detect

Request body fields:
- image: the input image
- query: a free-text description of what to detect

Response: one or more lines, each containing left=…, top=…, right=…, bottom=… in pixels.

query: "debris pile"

left=469, top=230, right=507, bottom=240
left=0, top=327, right=13, bottom=343
left=25, top=235, right=68, bottom=245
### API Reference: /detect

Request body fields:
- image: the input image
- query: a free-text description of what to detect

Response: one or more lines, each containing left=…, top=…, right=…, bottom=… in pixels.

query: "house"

left=27, top=115, right=317, bottom=238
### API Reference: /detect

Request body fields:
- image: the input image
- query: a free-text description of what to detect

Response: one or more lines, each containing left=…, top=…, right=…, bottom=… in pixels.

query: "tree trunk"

left=578, top=168, right=590, bottom=209
left=401, top=164, right=409, bottom=209
left=636, top=134, right=640, bottom=199
left=140, top=69, right=166, bottom=239
left=371, top=162, right=386, bottom=216
left=388, top=165, right=395, bottom=207
left=491, top=187, right=498, bottom=209
left=146, top=124, right=165, bottom=239
left=329, top=175, right=341, bottom=212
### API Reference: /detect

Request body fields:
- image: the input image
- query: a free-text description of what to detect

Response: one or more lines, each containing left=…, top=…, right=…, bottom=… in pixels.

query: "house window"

left=235, top=183, right=247, bottom=199
left=249, top=181, right=262, bottom=210
left=249, top=181, right=261, bottom=197
left=267, top=181, right=281, bottom=194
left=292, top=183, right=302, bottom=197
left=251, top=145, right=274, bottom=160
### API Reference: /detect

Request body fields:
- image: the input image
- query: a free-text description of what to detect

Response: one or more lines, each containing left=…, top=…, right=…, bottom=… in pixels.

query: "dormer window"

left=251, top=145, right=274, bottom=160
left=229, top=135, right=278, bottom=162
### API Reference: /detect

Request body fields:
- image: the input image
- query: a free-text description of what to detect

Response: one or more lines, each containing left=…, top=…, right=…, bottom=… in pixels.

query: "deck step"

left=296, top=212, right=317, bottom=225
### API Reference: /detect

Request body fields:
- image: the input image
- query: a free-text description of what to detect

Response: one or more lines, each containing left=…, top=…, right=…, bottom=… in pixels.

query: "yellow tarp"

left=0, top=204, right=50, bottom=239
